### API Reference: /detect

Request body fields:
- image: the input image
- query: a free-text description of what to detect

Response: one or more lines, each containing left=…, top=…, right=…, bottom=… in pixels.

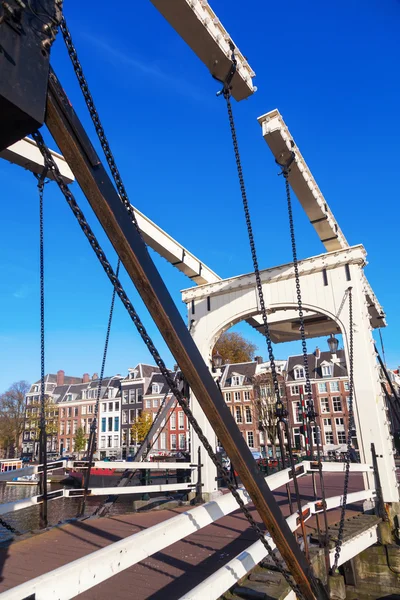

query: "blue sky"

left=0, top=1, right=399, bottom=391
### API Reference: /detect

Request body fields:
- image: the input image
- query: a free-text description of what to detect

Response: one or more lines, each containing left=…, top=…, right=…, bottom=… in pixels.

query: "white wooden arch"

left=182, top=245, right=398, bottom=502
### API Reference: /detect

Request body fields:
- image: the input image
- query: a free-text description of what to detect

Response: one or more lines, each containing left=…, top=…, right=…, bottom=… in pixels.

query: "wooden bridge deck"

left=0, top=473, right=365, bottom=599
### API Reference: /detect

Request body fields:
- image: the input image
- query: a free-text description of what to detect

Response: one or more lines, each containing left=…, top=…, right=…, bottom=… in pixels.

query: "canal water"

left=0, top=476, right=155, bottom=543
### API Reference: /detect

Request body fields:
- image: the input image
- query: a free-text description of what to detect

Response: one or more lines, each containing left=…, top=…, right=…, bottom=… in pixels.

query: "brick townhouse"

left=144, top=372, right=189, bottom=455
left=219, top=358, right=287, bottom=455
left=23, top=370, right=83, bottom=458
left=286, top=347, right=350, bottom=452
left=120, top=364, right=160, bottom=457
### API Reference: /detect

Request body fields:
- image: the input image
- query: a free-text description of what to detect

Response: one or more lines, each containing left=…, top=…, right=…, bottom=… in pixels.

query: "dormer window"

left=32, top=385, right=39, bottom=393
left=231, top=375, right=243, bottom=386
left=129, top=369, right=139, bottom=380
left=294, top=367, right=305, bottom=380
left=152, top=383, right=161, bottom=394
left=321, top=364, right=332, bottom=378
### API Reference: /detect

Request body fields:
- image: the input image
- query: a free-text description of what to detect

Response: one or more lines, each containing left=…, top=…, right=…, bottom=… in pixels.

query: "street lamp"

left=212, top=351, right=223, bottom=371
left=327, top=333, right=339, bottom=355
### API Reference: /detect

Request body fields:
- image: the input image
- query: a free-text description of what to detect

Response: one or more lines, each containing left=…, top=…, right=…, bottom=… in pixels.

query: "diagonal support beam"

left=44, top=69, right=323, bottom=600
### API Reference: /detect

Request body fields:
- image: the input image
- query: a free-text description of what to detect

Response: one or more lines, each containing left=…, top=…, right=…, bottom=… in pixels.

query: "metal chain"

left=332, top=287, right=354, bottom=572
left=221, top=88, right=315, bottom=596
left=82, top=259, right=121, bottom=509
left=0, top=516, right=20, bottom=536
left=31, top=129, right=303, bottom=598
left=280, top=166, right=330, bottom=571
left=38, top=171, right=48, bottom=527
left=59, top=17, right=141, bottom=237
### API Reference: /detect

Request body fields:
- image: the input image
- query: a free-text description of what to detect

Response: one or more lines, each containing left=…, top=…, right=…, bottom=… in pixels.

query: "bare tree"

left=0, top=380, right=30, bottom=457
left=252, top=372, right=279, bottom=458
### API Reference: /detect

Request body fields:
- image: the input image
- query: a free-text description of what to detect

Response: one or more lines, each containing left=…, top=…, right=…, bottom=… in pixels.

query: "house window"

left=179, top=434, right=186, bottom=449
left=73, top=420, right=77, bottom=434
left=153, top=437, right=158, bottom=450
left=115, top=402, right=119, bottom=411
left=81, top=406, right=86, bottom=415
left=108, top=417, right=113, bottom=431
left=145, top=399, right=151, bottom=408
left=337, top=431, right=346, bottom=444
left=87, top=405, right=93, bottom=413
left=32, top=385, right=39, bottom=393
left=87, top=419, right=92, bottom=434
left=232, top=376, right=241, bottom=386
left=246, top=431, right=254, bottom=447
left=178, top=412, right=184, bottom=430
left=137, top=390, right=143, bottom=403
left=101, top=418, right=106, bottom=432
left=107, top=436, right=112, bottom=448
left=152, top=383, right=161, bottom=394
left=245, top=406, right=252, bottom=423
left=335, top=417, right=345, bottom=429
left=160, top=432, right=166, bottom=449
left=344, top=381, right=350, bottom=392
left=153, top=399, right=158, bottom=408
left=129, top=389, right=136, bottom=403
left=114, top=416, right=119, bottom=432
left=293, top=427, right=301, bottom=449
left=322, top=365, right=332, bottom=378
left=225, top=393, right=231, bottom=403
left=294, top=367, right=305, bottom=380
left=60, top=408, right=65, bottom=418
left=122, top=410, right=128, bottom=424
left=332, top=397, right=342, bottom=412
left=108, top=402, right=113, bottom=412
left=323, top=418, right=332, bottom=430
left=60, top=422, right=65, bottom=435
left=320, top=398, right=330, bottom=413
left=74, top=407, right=78, bottom=417
left=244, top=391, right=250, bottom=401
left=293, top=401, right=301, bottom=423
left=170, top=434, right=177, bottom=450
left=235, top=407, right=242, bottom=424
left=291, top=385, right=300, bottom=396
left=67, top=407, right=72, bottom=418
left=330, top=381, right=340, bottom=392
left=325, top=431, right=334, bottom=444
left=66, top=438, right=71, bottom=451
left=318, top=382, right=327, bottom=393
left=66, top=421, right=71, bottom=434
left=123, top=390, right=128, bottom=403
left=129, top=409, right=135, bottom=423
left=170, top=413, right=176, bottom=430
left=234, top=392, right=241, bottom=402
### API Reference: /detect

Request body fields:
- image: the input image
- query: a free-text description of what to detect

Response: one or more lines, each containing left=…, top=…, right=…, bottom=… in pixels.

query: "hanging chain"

left=37, top=170, right=48, bottom=528
left=59, top=17, right=141, bottom=237
left=82, top=259, right=121, bottom=510
left=220, top=65, right=319, bottom=595
left=32, top=129, right=303, bottom=599
left=332, top=287, right=354, bottom=572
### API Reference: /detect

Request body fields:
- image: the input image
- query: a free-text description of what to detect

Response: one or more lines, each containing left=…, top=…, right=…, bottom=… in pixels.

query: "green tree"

left=131, top=412, right=152, bottom=445
left=0, top=380, right=30, bottom=457
left=73, top=427, right=86, bottom=456
left=27, top=395, right=59, bottom=441
left=213, top=332, right=257, bottom=364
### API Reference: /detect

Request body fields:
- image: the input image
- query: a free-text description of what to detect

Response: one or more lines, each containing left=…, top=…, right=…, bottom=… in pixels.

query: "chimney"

left=92, top=373, right=99, bottom=381
left=57, top=370, right=65, bottom=386
left=83, top=373, right=90, bottom=383
left=254, top=356, right=263, bottom=365
left=315, top=347, right=321, bottom=359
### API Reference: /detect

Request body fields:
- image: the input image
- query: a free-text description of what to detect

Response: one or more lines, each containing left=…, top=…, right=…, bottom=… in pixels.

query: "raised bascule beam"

left=258, top=109, right=349, bottom=252
left=149, top=0, right=256, bottom=101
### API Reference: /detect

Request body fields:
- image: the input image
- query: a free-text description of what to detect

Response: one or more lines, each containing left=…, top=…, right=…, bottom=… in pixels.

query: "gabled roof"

left=221, top=362, right=257, bottom=387
left=286, top=349, right=347, bottom=382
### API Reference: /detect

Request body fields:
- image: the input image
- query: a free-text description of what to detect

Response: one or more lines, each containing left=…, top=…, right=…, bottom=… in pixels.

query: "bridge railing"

left=0, top=462, right=377, bottom=600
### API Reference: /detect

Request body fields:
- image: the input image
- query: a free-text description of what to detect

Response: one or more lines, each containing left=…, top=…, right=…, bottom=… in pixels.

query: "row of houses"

left=22, top=346, right=351, bottom=459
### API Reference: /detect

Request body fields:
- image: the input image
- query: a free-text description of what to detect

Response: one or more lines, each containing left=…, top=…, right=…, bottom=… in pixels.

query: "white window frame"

left=245, top=406, right=252, bottom=424
left=321, top=364, right=332, bottom=378
left=234, top=391, right=241, bottom=402
left=329, top=381, right=340, bottom=392
left=235, top=406, right=242, bottom=424
left=178, top=411, right=184, bottom=430
left=225, top=392, right=231, bottom=403
left=344, top=381, right=350, bottom=392
left=170, top=434, right=177, bottom=450
left=170, top=412, right=176, bottom=430
left=294, top=367, right=305, bottom=380
left=244, top=390, right=250, bottom=401
left=145, top=399, right=151, bottom=408
left=332, top=397, right=342, bottom=412
left=325, top=431, right=334, bottom=444
left=291, top=385, right=300, bottom=396
left=320, top=398, right=330, bottom=413
left=246, top=431, right=254, bottom=447
left=318, top=382, right=327, bottom=393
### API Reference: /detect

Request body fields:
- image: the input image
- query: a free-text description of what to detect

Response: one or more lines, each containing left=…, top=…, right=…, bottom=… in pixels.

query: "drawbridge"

left=0, top=1, right=399, bottom=599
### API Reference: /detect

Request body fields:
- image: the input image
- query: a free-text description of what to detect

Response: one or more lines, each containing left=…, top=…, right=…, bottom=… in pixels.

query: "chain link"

left=32, top=129, right=303, bottom=598
left=59, top=17, right=142, bottom=238
left=0, top=516, right=20, bottom=536
left=332, top=287, right=354, bottom=572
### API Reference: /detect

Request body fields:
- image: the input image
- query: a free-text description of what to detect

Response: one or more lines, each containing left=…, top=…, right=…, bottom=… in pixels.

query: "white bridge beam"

left=149, top=0, right=256, bottom=101
left=258, top=109, right=348, bottom=252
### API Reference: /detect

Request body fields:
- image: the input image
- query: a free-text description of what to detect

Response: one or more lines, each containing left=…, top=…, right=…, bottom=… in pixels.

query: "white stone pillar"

left=343, top=266, right=398, bottom=502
